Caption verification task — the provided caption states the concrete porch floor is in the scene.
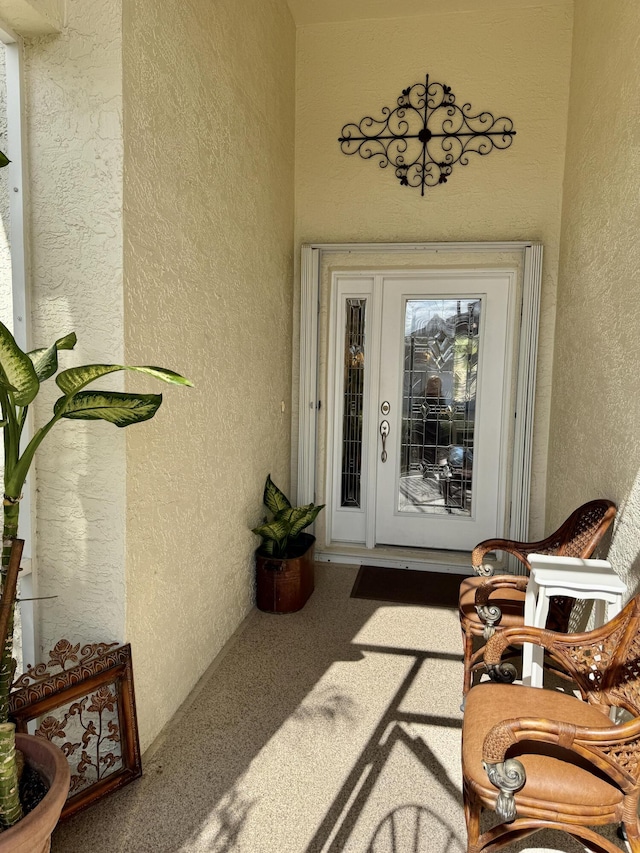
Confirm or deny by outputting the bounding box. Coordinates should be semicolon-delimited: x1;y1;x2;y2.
51;563;625;853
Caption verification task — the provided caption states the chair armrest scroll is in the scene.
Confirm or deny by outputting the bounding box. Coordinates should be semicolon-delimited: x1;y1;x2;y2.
474;575;528;640
471;540;532;577
483;715;640;793
482;758;525;822
471;523;601;577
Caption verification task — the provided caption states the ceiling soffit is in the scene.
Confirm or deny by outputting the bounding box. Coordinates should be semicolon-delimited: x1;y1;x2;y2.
286;0;572;26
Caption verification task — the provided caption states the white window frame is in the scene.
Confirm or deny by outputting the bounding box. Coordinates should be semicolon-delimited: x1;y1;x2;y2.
0;24;37;666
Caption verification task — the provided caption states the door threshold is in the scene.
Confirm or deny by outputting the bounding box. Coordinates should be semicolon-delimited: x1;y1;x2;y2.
316;543;477;575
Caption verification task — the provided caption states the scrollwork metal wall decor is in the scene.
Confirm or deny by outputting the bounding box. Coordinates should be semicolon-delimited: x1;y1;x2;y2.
338;74;516;195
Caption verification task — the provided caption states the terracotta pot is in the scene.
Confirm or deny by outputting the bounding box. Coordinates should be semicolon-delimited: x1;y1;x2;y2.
256;532;315;613
0;733;70;853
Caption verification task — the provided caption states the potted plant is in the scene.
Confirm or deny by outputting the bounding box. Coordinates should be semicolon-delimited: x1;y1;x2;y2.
251;475;324;613
0;318;191;845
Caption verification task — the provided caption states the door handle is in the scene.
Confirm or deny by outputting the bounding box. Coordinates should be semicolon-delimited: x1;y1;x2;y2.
379;420;390;463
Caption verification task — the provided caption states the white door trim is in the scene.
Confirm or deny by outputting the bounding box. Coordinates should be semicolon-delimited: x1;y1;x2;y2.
298;241;543;566
0;30;38;664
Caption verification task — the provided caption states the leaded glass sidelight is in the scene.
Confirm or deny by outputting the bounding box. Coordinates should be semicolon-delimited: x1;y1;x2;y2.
341;298;366;507
399;298;479;516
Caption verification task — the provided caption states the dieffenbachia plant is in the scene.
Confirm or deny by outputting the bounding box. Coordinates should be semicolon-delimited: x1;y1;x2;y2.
0;321;191;825
251;475;324;558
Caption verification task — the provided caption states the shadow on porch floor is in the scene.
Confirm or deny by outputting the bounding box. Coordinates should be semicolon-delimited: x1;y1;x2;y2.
51;563;625;853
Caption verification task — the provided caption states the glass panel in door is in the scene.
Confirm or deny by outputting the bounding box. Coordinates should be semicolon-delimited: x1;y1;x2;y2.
400;299;479;516
341;298;366;508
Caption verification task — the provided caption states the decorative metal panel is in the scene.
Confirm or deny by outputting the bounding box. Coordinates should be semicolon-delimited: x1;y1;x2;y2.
341;298;367;508
10;639;142;820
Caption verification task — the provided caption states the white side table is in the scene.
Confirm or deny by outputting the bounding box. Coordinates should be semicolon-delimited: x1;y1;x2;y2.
523;554;626;688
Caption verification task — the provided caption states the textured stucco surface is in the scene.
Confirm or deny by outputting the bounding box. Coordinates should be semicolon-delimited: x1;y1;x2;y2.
547;1;640;594
294;5;573;537
0;0;63;35
23;3;125;656
123;0;295;750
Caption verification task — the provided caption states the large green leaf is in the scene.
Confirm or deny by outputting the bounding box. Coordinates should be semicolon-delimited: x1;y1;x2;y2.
251;519;288;540
28;332;77;382
263;475;291;515
56;363;193;396
289;504;324;539
0;150;9;169
274;505;309;527
54;391;163;427
0;321;39;406
251;519;289;549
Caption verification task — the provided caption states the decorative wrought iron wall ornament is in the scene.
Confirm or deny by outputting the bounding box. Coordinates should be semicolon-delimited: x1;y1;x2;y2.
338;74;516;195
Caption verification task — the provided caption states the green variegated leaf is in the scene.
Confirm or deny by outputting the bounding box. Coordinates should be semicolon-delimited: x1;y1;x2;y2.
274;505;308;525
251;519;288;545
0;321;39;406
260;539;276;556
28;332;77;382
54;391;162;427
56;363;193;396
263;475;291;515
289;503;325;539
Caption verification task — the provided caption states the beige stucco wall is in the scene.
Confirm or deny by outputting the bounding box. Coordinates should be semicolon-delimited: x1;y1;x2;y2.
123;0;296;749
294;3;573;537
23;2;126;653
0;0;63;35
547;1;640;593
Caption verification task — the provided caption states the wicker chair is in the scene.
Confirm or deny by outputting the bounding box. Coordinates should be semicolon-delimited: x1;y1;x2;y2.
462;594;640;853
459;499;616;698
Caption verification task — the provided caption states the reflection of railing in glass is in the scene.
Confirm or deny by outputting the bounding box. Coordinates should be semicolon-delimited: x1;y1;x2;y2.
341;299;366;507
400;299;479;517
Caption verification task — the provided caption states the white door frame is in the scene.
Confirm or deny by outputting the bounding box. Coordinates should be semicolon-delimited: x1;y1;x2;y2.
0;27;38;663
298;241;543;569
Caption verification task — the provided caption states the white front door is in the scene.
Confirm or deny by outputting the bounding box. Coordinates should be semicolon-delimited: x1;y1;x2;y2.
374;273;512;551
328;269;515;553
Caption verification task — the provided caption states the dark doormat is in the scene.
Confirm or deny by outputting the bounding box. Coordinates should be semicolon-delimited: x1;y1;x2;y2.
351;565;467;608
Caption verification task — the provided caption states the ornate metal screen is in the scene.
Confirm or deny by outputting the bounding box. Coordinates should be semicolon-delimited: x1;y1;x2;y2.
10;640;142;819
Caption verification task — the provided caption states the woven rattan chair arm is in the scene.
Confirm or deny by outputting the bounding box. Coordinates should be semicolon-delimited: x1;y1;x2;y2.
483;626;555;668
471;540;532;576
483;602;636;694
482;714;640;790
474;575;529;609
484;601;634;664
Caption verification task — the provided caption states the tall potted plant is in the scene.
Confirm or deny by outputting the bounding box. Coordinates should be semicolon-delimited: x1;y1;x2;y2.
0;318;191;843
251;475;324;613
